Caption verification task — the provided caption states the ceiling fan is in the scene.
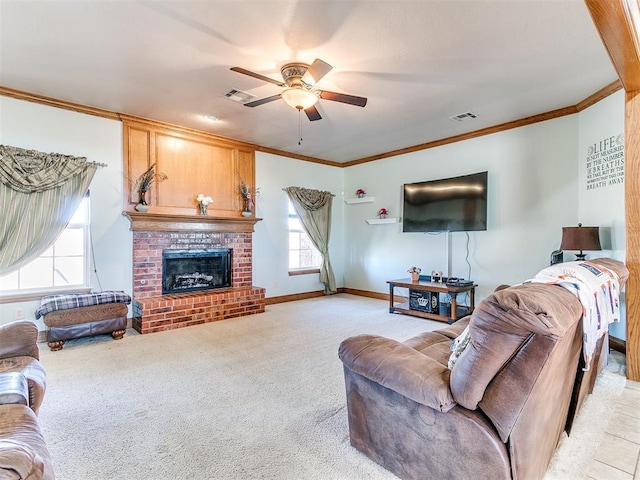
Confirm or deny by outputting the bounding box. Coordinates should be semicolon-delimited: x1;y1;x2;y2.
230;58;367;121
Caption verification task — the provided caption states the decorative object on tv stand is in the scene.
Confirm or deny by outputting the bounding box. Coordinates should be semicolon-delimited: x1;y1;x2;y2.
560;223;602;260
238;181;259;217
196;194;213;215
431;270;443;283
407;266;421;282
356;188;366;198
133;163;167;212
378;208;388;219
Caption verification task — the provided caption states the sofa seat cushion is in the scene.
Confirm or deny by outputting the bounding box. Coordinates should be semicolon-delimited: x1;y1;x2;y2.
402;332;452;366
0;404;53;480
0;358;46;415
401;317;472;368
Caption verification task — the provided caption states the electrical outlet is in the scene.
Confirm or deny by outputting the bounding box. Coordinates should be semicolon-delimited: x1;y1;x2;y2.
14;308;25;320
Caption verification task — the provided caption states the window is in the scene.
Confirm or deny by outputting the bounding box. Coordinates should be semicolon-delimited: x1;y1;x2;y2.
288;200;322;272
0;195;90;295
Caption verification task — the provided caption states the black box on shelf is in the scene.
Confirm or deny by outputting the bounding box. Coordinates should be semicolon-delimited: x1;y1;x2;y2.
409;290;439;313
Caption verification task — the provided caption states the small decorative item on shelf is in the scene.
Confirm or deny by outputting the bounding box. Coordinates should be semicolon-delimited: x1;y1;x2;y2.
196;194;213;215
408;266;421;282
238;181;259;217
356;188;366;198
378;207;388;219
133;163;167;212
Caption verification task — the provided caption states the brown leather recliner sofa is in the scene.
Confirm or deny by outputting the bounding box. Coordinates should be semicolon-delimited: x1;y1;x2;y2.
0;321;54;479
338;258;627;480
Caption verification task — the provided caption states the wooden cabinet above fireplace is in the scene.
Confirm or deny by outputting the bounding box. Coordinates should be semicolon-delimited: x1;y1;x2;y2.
123;116;256;218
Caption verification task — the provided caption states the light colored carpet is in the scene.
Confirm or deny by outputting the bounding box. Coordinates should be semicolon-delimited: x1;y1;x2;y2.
36;294;625;480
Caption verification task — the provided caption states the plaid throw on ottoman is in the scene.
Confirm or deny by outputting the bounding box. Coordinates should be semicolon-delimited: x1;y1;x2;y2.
36;291;131;351
35;291;131;319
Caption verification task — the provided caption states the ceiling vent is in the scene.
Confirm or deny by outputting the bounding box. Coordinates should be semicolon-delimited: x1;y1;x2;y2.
224;89;256;104
449;111;478;123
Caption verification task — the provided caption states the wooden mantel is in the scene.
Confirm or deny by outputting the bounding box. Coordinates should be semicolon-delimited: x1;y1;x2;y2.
123;211;262;233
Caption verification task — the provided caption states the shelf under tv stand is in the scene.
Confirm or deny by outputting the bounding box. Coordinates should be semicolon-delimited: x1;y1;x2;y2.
387;278;476;324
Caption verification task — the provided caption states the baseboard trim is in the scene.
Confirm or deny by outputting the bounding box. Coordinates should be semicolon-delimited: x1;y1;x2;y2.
266;290;329;305
609;336;626;354
340;288;388;301
266;288;389;305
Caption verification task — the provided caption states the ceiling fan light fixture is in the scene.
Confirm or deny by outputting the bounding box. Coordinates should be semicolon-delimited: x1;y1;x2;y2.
281;88;318;110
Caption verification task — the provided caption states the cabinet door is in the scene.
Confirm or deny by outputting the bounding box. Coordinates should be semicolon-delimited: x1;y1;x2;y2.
123;120;255;216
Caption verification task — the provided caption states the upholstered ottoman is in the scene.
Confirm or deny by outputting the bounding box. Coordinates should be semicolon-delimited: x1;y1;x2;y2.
35;291;131;351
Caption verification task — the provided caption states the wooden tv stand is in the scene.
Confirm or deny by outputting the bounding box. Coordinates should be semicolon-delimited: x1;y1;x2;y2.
387;278;476;324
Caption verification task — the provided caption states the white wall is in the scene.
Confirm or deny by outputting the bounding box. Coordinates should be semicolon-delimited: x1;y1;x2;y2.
253;152;344;297
577;90;626;337
0;92;625;336
343;116;580;302
0;97;131;328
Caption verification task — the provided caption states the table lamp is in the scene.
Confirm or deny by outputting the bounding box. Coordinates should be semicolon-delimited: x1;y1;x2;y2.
560;223;602;261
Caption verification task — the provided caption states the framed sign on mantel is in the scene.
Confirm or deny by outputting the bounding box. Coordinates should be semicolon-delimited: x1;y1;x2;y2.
122;117;256;218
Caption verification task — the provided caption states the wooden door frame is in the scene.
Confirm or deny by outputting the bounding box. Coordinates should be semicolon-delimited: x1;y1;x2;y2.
585;0;640;380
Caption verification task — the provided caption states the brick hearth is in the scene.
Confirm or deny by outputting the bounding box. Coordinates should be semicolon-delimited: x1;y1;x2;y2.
125;213;265;334
132;286;266;334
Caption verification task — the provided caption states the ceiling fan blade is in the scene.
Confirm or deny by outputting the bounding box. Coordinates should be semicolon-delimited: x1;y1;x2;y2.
304;105;322;121
244;94;282;107
319;90;367;107
302;58;332;85
230;67;285;87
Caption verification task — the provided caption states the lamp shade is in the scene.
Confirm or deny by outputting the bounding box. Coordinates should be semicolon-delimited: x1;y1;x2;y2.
560;224;602;252
281;88;318;110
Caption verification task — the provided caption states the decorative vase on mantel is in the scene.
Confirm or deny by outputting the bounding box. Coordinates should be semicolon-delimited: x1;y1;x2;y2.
134;190;149;212
241;199;252;217
199;203;208;215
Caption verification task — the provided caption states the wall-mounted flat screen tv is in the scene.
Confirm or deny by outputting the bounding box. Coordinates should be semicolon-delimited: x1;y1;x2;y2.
402;171;488;232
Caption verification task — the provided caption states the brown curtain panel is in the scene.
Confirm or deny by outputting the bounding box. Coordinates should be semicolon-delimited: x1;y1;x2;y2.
284;186;336;294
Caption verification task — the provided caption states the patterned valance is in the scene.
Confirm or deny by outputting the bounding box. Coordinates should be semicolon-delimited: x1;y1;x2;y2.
0;144;105;193
282;186;334;211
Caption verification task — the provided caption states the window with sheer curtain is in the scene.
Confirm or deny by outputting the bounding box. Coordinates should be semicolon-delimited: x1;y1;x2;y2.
288;199;322;271
0;195;90;294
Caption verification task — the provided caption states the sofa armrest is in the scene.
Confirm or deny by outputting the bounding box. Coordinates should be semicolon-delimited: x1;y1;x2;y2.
338;334;456;412
0;322;39;361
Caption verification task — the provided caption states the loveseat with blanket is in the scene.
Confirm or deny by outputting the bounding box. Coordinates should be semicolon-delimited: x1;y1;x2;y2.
338;258;627;480
0;320;53;479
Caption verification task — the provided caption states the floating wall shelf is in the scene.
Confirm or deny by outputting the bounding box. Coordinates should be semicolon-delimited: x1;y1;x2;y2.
345;197;375;204
366;217;399;225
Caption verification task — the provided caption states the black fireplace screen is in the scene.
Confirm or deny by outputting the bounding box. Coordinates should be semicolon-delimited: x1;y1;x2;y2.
162;249;232;294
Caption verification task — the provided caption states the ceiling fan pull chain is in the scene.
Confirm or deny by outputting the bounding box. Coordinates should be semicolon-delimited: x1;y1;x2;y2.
298;109;303;145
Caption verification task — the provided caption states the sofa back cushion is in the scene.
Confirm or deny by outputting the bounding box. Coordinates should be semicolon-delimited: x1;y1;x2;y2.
450;283;582;413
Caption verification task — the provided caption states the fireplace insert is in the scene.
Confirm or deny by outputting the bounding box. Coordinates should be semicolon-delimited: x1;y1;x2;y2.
162;249;231;294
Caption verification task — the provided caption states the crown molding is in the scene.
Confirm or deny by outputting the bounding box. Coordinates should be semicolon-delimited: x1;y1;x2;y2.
0;81;623;168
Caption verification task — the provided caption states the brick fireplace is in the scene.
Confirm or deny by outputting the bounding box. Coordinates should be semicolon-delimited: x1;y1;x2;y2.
125;212;265;334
